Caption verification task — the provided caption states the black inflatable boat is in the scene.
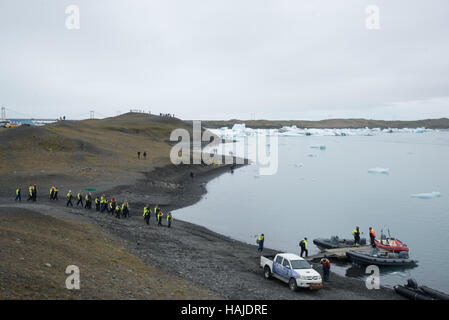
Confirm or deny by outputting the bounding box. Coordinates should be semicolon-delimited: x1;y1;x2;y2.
394;279;449;300
346;249;417;266
313;236;366;251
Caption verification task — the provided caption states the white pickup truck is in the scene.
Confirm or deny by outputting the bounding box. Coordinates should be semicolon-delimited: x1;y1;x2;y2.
260;253;323;291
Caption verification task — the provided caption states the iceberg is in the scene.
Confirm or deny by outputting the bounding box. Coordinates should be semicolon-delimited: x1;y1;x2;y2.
411;192;441;199
310;145;326;150
368;167;389;174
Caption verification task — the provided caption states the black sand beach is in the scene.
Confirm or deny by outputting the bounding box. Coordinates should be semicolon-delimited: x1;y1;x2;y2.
0;162;401;300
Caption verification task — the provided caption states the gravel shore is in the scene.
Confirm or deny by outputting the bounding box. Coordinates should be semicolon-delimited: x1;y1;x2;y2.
0;163;401;300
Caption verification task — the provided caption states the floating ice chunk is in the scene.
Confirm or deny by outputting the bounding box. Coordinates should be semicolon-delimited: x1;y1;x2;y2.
411;192;441;199
308;154;317;158
368;167;389;174
310;145;326;150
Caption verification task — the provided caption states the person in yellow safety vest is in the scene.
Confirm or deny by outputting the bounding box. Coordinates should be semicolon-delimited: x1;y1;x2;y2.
95;196;100;211
27;185;33;201
15;187;21;202
257;234;264;252
157;211;163;226
352;226;361;246
108;198;116;214
76;192;83;207
54;187;59;200
143;205;150;225
121;202;129;218
50;186;55;200
85;193;92;209
100;196;107;212
66;191;73;207
154;205;159;217
115;204;121;219
299;237;308;257
167;212;173;228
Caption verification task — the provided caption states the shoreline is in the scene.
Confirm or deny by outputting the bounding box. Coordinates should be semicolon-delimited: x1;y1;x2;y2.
0;161;401;299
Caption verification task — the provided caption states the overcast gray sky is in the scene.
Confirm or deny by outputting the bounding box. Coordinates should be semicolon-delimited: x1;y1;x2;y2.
1;0;448;120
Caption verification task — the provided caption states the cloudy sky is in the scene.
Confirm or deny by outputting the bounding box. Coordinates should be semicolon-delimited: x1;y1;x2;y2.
1;0;448;120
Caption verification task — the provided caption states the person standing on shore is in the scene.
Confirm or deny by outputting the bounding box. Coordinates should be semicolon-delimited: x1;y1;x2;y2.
15;187;21;201
257;234;264;252
352;226;361;246
167;212;173;228
137;151;141;159
320;255;331;282
369;227;376;248
100;195;107;213
157;211;163;226
54;187;59;200
299;237;308;257
66;191;73;207
154;205;159;219
143;152;147;160
50;187;55;200
143;205;150;225
85;193;92;209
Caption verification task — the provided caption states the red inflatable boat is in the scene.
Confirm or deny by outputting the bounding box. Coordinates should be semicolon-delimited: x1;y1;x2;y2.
375;238;409;252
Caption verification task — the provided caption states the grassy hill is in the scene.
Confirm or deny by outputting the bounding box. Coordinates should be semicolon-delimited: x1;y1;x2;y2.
0;113;206;189
200;118;449;129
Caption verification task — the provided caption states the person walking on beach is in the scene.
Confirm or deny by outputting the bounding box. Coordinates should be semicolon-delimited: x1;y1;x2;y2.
66;191;73;207
32;184;37;202
143;205;150;225
100;196;107;213
27;185;33;201
76;192;83;207
299;237;308;257
121;202;129;218
95;196;100;211
352;226;361;246
320;255;331;282
369;227;376;248
167;212;173;228
15;187;21;201
257;234;265;252
137;151;141;159
157;211;163;226
115;204;121;219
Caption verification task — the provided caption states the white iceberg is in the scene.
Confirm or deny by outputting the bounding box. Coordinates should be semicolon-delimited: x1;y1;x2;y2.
411;192;441;199
368;167;389;174
310;145;326;150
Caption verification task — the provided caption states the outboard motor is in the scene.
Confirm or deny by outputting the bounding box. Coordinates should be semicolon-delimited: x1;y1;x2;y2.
406;278;418;289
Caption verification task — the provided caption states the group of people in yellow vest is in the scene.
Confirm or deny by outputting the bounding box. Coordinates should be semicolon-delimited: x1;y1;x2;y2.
143;205;173;227
15;184;173;226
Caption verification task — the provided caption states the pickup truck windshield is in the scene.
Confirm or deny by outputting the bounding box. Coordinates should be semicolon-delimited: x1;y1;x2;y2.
290;260;311;269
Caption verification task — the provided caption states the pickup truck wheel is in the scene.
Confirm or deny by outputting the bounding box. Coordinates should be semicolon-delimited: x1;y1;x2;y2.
289;278;298;291
263;266;271;280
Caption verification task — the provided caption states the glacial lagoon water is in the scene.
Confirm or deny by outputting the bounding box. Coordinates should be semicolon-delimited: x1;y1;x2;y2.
174;130;449;292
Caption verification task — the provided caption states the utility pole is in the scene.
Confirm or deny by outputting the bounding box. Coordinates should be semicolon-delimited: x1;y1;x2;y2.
90;110;94;119
1;107;5;121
